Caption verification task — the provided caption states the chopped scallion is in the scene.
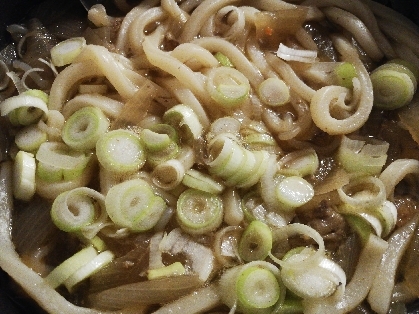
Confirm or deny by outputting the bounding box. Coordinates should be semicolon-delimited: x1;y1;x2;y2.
105;179;166;232
238;220;272;262
258;77;290;107
62;106;110;151
206;67;250;108
96;129;145;174
13;150;36;201
176;188;223;235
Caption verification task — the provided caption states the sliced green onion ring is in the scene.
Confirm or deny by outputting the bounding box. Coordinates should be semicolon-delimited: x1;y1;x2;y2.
50;37;86;67
176;188;223;235
238;220;273;262
63;250;114;292
50;187;105;233
371;62;416;110
44;246;98;289
163;104;203;142
337;176;386;210
182;168;225;194
105;178;166;232
96;129;145;174
13;150;36;201
206;66;250;108
62;106;110;151
275;176;314;210
257;77;290;107
219;261;282;313
337;135;389;176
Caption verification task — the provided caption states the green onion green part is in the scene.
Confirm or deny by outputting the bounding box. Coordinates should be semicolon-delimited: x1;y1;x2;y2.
105;179;166;232
334;62;357;89
214;52;234;67
206;67;250;108
62;106;110;151
45;246;98;289
239;220;273;262
147;262;186;280
371;61;417;110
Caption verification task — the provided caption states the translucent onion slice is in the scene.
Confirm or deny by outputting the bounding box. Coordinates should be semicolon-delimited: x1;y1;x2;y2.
88;274;204;310
159;228;214;282
276;43;317;63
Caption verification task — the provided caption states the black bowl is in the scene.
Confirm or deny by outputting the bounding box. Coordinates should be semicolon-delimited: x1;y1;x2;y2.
0;0;419;313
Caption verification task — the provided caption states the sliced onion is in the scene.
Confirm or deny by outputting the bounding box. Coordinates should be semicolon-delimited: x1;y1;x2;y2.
276;43;317;63
159;228;214;282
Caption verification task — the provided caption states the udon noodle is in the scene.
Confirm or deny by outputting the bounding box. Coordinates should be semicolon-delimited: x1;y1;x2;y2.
0;0;419;313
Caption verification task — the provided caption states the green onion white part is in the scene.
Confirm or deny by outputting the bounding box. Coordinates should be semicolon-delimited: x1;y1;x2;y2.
275;176;314;210
50;187;105;233
50;37;87;67
105;179;166;232
1;93;48;126
96;129;145;174
163;104;203;142
63;250;114;292
337;135;389;176
219;261;281;314
206;66;250;108
207;133;269;188
14;124;47;152
36;142;91;182
276;43;317;63
278;148;319;177
45;246;98;289
151;159;185;190
176;188;223;235
370;61;417;110
182;168;225;194
257;77;290;107
13;150;36;201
